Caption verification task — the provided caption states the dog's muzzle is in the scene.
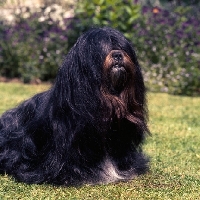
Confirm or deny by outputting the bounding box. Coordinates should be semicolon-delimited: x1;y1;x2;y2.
110;51;127;93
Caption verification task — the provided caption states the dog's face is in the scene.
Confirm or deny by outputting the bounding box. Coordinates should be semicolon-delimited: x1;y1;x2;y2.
103;50;135;95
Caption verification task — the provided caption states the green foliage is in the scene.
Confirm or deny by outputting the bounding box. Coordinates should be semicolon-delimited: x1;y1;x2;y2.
67;0;141;47
76;0;140;29
0;83;200;199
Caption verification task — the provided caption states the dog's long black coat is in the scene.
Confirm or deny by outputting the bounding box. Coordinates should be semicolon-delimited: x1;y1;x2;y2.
0;27;149;186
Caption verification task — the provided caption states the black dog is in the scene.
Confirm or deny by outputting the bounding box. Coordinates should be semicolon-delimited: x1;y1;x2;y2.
0;27;149;186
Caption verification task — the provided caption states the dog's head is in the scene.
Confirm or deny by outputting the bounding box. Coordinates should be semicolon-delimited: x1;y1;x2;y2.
54;27;148;132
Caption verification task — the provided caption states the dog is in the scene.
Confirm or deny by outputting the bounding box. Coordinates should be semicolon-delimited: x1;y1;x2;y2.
0;27;149;186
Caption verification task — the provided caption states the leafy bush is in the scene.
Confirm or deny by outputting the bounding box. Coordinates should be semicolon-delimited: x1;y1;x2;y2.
130;6;200;95
0;5;70;82
67;0;141;48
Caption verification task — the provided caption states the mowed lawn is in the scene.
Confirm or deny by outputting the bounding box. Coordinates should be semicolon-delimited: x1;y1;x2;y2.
0;82;199;200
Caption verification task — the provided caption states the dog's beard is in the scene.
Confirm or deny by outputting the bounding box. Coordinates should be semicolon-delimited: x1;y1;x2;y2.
104;50;134;95
110;62;127;94
101;50;138;124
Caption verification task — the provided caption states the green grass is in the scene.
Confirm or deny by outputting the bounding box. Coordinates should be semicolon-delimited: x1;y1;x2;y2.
0;82;199;200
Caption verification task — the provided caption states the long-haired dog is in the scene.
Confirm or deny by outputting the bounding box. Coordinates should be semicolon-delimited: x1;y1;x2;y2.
0;27;149;186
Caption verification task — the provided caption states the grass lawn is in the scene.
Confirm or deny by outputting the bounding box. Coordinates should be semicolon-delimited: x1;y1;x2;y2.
0;82;199;200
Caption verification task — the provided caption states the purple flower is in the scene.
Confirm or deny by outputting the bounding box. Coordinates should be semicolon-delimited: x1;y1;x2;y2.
142;6;150;14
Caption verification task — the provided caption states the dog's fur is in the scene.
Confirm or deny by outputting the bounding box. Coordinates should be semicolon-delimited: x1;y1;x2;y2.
0;27;149;186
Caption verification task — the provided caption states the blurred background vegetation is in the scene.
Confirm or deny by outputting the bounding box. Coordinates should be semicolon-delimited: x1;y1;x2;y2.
0;0;199;96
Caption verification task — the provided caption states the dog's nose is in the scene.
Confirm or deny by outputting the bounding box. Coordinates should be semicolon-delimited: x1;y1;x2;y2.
112;52;123;61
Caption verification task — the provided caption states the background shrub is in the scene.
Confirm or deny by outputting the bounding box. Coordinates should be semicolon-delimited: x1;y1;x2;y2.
0;5;70;82
131;6;200;95
67;0;141;49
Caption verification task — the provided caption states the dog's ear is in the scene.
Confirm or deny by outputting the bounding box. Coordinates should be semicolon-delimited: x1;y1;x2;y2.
52;33;103;122
51;28;113;121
